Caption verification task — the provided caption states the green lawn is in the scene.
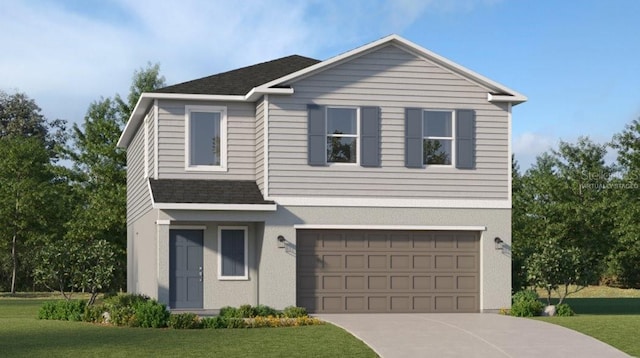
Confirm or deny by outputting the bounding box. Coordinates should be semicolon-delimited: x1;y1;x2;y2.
535;315;640;357
531;287;640;357
0;299;377;358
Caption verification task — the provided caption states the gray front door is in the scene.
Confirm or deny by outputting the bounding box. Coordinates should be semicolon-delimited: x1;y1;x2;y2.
169;229;203;309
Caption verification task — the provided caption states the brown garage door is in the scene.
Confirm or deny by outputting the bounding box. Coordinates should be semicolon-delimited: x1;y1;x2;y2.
296;230;479;313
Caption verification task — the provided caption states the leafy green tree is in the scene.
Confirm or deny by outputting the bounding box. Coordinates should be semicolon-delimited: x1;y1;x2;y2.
0;90;67;160
608;119;640;287
527;237;596;305
0;137;55;293
511;156;530;291
512;137;614;292
33;239;116;304
66;63;165;290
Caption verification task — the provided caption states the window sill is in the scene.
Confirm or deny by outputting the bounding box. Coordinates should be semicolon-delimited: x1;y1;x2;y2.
218;276;249;281
185;166;228;172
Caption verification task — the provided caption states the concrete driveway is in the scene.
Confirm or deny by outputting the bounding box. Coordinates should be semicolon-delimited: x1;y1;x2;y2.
316;314;629;358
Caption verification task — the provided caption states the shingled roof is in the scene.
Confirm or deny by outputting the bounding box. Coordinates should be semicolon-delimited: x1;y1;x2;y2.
153;55;320;95
149;179;274;205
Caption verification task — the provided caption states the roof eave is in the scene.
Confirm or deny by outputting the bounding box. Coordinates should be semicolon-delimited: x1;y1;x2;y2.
153;203;277;211
244;87;294;101
487;93;528;105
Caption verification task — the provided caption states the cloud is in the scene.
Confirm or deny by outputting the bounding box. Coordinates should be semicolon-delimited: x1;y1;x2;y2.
0;0;502;125
512;132;557;169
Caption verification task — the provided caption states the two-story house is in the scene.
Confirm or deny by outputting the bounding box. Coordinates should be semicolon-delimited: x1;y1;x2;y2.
117;34;526;313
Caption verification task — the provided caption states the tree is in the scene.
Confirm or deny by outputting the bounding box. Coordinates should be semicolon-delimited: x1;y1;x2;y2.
33;239;116;304
512;137;615;292
0;137;55;293
527;237;596;305
66;63;165;290
607;118;640;287
0;90;67;160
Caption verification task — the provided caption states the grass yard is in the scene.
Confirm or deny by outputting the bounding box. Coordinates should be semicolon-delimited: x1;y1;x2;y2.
531;286;640;357
0;298;377;358
535;315;640;357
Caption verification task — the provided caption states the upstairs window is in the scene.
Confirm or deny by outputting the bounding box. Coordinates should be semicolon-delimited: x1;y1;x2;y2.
308;105;380;167
423;110;453;165
185;105;227;171
326;107;358;163
405;108;475;169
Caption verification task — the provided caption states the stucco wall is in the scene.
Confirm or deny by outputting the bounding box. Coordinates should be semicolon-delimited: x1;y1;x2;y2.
156;206;510;311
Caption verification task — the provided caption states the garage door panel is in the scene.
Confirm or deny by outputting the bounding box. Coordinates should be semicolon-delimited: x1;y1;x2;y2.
368;255;387;269
435;255;454;269
457;255;477;270
368;296;387;311
345;275;365;289
297;230;479;313
368;276;387;289
390;234;411;248
345;255;365;269
413;255;432;269
390;255;410;269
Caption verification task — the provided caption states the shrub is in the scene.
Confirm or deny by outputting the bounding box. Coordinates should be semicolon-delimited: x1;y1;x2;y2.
238;304;257;318
135;300;169;328
169;313;201;329
219;306;240;318
201;316;228;329
282;306;307;318
38;300;87;321
225;317;246;329
555;303;575;317
510;290;544;317
255;304;278;317
83;304;107;323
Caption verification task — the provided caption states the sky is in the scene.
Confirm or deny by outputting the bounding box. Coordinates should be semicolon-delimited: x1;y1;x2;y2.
1;0;639;168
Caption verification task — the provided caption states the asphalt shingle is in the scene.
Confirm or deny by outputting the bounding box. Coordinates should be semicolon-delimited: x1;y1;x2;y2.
149;179;273;205
153;55;320;95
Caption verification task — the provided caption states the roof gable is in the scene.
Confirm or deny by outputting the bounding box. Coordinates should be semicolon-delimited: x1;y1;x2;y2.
255;34;526;103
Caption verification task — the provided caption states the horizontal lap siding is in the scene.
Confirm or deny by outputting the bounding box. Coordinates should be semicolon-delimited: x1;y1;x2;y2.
268;44;509;200
157;99;256;180
127;119;152;222
146;111;155;178
256;99;265;193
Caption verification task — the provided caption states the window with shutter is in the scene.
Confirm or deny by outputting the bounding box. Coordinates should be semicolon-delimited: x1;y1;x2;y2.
405;108;475;169
308;105;381;167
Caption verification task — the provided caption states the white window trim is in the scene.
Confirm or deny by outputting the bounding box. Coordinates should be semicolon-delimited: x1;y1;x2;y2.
184;105;228;172
217;226;249;280
423;109;455;168
326;106;360;166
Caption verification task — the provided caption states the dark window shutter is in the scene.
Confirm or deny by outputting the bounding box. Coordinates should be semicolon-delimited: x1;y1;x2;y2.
456;109;475;169
307;104;326;166
221;230;245;276
405;108;423;168
360;106;381;167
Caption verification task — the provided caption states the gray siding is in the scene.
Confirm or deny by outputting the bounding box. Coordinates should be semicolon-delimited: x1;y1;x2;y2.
157;99;256;180
255;98;265;193
146;110;155;178
126;117;153;223
267;44;510;200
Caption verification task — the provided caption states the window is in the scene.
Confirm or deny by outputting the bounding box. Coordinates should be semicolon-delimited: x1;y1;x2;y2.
405;108;475;169
326;107;358;163
218;227;248;280
423;110;453;165
308;105;380;167
185;105;227;171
